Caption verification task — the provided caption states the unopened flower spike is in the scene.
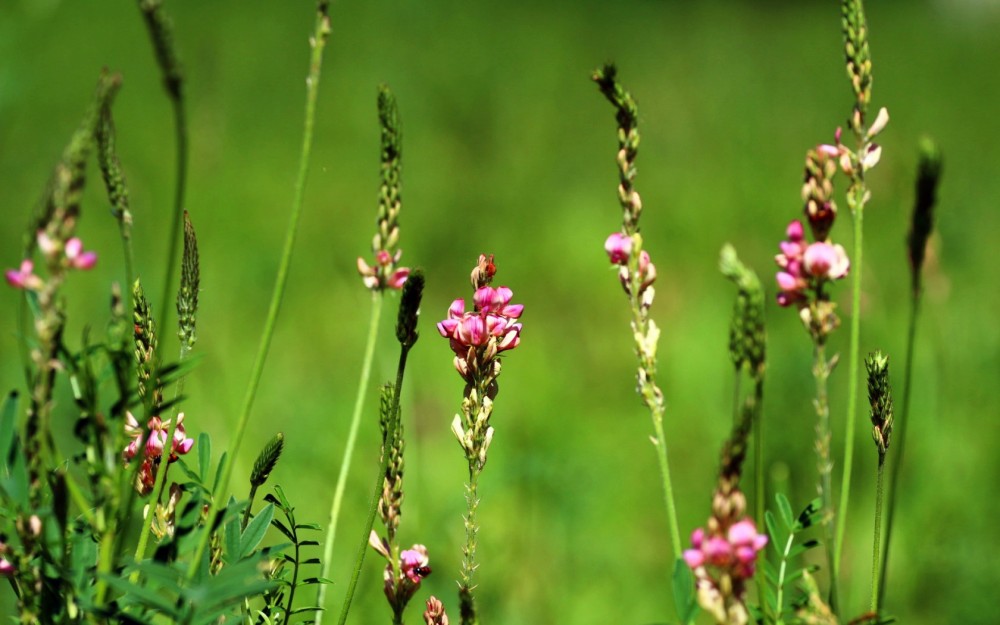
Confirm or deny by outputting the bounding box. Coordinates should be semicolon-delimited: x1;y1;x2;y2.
358;84;410;291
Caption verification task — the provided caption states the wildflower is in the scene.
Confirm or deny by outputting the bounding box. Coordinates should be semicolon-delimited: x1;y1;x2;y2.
4;260;43;290
122;411;195;495
369;532;432;611
774;220;849;308
358;250;410;291
685;517;768;625
437;280;523;382
604;232;632;264
64;237;97;270
0;558;12;577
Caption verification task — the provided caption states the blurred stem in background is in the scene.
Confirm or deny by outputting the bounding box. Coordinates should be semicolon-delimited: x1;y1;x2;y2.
185;0;331;580
879;138;941;607
135;0;188;336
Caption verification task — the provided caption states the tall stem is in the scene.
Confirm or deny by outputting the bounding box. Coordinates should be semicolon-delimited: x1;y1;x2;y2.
870;454;886;614
315;291;383;623
813;341;838;612
878;290;919;605
835;189;864;584
185;1;331;579
459;466;482;625
157;94;188;333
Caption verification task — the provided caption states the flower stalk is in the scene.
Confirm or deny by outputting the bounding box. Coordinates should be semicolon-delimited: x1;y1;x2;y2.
865;351;893;615
593;63;681;559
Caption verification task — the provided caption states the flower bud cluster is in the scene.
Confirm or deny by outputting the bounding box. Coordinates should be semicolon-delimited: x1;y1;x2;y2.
775;220;850;308
684;517;768;625
423;596;450;625
122;411;195;495
604;232;657;303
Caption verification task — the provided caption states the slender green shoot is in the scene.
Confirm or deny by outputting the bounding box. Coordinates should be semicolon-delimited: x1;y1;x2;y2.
185;0;331;580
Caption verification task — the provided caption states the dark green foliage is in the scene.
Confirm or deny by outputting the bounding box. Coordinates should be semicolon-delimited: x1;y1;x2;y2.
258;485;330;624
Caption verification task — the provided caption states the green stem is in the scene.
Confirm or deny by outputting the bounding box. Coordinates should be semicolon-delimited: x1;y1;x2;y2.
337;341;410;625
752;376;766;618
651;405;682;557
878;290;919;606
870;454;885;614
812;341;838;613
156;63;188;339
315;291;383;624
459;465;481;625
835;187;865;588
185;2;331;580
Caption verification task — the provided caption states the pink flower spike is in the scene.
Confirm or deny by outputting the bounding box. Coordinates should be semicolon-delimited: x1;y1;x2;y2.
690;528;705;548
804;242;850;280
5;260;43;290
604;232;632;265
727;519;759;546
776;271;799;292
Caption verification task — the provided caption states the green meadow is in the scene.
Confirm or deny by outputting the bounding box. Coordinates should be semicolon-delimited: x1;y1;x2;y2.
1;0;998;622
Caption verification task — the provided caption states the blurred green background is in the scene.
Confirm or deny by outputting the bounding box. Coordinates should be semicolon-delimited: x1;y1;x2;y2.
2;0;999;622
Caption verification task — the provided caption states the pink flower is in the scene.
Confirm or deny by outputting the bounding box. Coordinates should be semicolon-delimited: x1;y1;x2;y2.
684;518;767;581
357;250;409;291
122;412;195;464
803;242;850;280
5;260;42;290
65;238;97;270
604;232;633;265
400;544;431;584
0;558;13;577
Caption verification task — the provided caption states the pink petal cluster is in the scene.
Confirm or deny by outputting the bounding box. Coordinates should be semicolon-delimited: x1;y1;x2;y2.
774;220;849;307
437;284;523;380
358;249;410;291
5;260;43;290
604;232;656;295
122;412;195;494
683;518;768;580
5;234;97;291
400;545;432;584
0;540;13;578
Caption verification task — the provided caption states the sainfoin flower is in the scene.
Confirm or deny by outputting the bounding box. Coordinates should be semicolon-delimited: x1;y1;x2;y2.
684;519;768;580
4;260;43;290
437;282;523;381
369;531;432;609
604;232;633;264
122;411;195;494
358;249;410;291
774;219;849;307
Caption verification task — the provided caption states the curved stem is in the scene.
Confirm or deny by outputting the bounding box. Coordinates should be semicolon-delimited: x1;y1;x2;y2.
651;406;681;557
186;2;331;579
458;466;481;625
315;291;383;624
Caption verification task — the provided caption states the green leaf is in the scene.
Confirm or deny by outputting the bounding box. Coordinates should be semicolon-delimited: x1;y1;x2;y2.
776;493;794;529
225;501;241;563
797;498;823;529
672;557;698;625
240;503;275;557
0;391;18;462
198;432;211;482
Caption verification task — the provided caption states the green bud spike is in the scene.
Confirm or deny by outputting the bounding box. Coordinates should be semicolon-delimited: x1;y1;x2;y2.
132;279;158;405
865;351;893;456
720;244;766;376
907;137;942;294
375;84;402;256
177;210;200;353
250;432;284;488
842;0;873;122
396;270;424;349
